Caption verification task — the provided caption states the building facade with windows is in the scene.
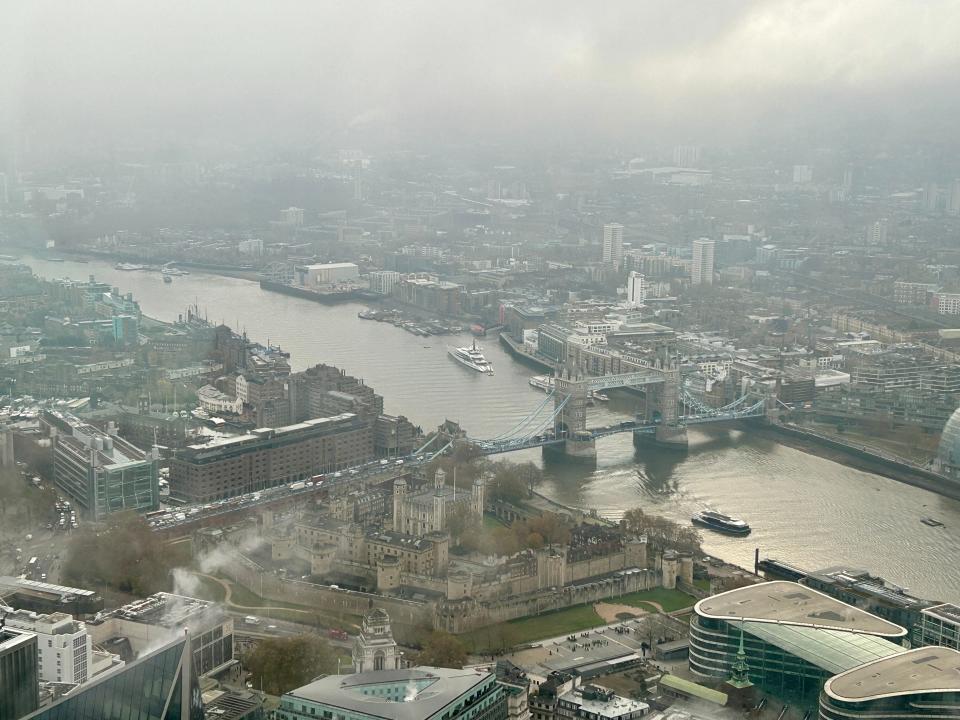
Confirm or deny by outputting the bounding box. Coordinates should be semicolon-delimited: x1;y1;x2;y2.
3;610;93;685
40;410;159;520
689;581;908;709
22;633;204;720
0;627;39;720
915;603;960;650
169;413;373;503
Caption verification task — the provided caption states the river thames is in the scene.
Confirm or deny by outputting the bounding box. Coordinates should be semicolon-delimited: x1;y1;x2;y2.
12;254;960;601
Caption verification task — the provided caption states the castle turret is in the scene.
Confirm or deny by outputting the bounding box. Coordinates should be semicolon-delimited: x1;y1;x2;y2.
433;468;446;532
472;474;485;517
392;476;407;533
662;550;679;589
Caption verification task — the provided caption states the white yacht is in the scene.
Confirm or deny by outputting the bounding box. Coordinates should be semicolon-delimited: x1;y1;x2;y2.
448;341;494;374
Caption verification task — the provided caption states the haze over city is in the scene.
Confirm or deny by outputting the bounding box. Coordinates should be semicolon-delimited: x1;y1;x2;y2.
1;4;960;720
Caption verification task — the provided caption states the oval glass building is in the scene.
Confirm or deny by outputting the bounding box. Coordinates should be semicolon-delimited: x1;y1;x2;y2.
937;407;960;479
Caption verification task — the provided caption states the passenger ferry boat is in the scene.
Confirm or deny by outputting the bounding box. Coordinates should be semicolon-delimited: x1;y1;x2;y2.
448;341;494;374
692;510;751;536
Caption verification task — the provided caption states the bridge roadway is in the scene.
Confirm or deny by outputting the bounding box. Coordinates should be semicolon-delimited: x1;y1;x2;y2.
152;395;767;534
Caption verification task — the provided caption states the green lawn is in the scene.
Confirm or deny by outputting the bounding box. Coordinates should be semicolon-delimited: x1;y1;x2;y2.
483;514;508;530
694;578;711;592
616;588;697;613
190;574;227;603
462;604;605;652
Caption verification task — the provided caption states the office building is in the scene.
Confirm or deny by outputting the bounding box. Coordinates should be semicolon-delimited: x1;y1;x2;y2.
274;666;507;720
3;610;93;685
0;627;39;720
892;281;938;305
87;592;233;678
280;206;305;226
40;411;159;521
626;271;646;308
672;145;701;168
793;165;813;183
21;633;204;720
237;238;264;256
531;672;647;720
369;270;401;296
689;581;907;708
820;647;960;720
168;413;373;503
801;566;933;631
602;224;624;269
865;218;889;246
915;603;960;650
691;239;715;286
948;179;960;217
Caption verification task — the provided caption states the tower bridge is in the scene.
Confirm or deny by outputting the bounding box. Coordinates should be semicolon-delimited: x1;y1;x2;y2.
466;361;772;459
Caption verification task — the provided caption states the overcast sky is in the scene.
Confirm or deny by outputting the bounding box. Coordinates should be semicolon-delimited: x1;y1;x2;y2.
3;0;960;154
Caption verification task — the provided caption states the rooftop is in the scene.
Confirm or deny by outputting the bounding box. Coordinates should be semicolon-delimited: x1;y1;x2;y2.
695;581;907;637
922;603;960;625
824;647;960;702
286;667;492;720
560;685;648;720
98;592;225;629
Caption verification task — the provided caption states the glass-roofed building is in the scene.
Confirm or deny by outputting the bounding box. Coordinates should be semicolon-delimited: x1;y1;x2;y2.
690;581;908;708
935;407;960;479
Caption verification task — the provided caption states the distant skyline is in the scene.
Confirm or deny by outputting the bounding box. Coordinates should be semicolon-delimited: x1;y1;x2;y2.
3;1;960;154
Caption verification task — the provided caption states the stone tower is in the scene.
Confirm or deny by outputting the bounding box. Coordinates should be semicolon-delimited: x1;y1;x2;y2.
392;476;407;533
471;474;485;516
433;467;446;533
352;608;400;673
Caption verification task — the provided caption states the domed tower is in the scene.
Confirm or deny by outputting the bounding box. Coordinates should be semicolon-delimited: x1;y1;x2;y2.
392;476;407;533
352;608;400;673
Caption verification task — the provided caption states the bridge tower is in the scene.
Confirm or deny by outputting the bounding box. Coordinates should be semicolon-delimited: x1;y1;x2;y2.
653;367;688;448
551;369;596;459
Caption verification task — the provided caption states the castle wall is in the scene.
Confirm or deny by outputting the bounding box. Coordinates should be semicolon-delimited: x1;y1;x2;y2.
436;567;658;633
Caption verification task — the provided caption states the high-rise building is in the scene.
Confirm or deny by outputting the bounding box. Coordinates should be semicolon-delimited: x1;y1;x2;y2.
21;633;205;720
4;610;93;685
672;145;701;168
865;218;889;245
691;238;715;286
626;271;646;308
948;179;960;217
0;626;39;720
602;223;624;269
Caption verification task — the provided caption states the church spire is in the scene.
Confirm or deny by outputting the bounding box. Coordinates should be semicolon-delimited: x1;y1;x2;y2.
728;618;753;689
